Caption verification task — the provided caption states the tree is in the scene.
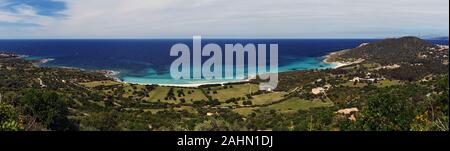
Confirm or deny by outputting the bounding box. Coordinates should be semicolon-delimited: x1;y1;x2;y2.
20;89;77;131
0;103;21;131
293;108;334;131
243;100;253;106
356;92;416;131
209;99;221;106
180;98;186;103
82;111;120;131
194;118;246;131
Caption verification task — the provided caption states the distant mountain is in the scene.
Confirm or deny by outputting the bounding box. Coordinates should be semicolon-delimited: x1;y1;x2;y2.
338;36;448;65
334;36;449;81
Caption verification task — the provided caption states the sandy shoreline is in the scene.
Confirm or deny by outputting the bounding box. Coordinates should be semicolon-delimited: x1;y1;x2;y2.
322;45;366;69
38;55;347;88
32;58;55;66
119;75;256;88
13;50;357;88
322;50;351;69
145;74;257;87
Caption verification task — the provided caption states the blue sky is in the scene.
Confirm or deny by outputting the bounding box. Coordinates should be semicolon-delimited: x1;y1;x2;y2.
0;0;449;39
2;0;66;16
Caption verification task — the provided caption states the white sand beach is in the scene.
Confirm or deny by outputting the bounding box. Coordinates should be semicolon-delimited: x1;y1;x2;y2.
322;49;365;69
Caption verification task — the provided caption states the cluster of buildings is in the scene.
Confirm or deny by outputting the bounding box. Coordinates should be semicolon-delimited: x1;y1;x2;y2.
349;72;386;83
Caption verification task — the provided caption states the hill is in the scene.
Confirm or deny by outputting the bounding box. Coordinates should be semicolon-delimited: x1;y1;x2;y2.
338;36;448;65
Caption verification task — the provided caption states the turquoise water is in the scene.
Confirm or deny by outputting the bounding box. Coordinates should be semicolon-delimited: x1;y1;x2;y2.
277;56;334;71
121;56;335;86
3;39;446;86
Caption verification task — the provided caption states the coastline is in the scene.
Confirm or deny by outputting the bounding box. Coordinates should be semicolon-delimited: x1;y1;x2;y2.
322;44;368;69
322;49;351;69
31;58;55;66
20;56;254;87
121;75;257;88
136;78;253;88
7;49;353;88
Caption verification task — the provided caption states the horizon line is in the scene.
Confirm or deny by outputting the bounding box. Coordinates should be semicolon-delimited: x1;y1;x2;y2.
1;36;448;40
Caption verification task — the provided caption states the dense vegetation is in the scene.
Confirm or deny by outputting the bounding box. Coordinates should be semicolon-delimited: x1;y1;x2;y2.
336;37;449;81
1;37;448;131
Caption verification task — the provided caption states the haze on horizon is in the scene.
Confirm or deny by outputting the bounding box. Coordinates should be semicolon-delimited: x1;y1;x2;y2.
0;0;449;39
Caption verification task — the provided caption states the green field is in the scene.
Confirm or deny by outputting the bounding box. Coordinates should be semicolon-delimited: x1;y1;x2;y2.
205;83;260;102
80;80;147;98
79;80;122;87
146;86;168;101
146;86;208;103
143;108;166;114
234;97;334;115
233;107;258;116
262;97;334;113
375;80;402;87
173;106;198;114
340;81;367;88
249;92;288;106
340;79;402;88
125;106;197;114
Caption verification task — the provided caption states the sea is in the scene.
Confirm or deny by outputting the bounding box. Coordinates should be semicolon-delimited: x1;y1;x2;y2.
1;39;448;86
